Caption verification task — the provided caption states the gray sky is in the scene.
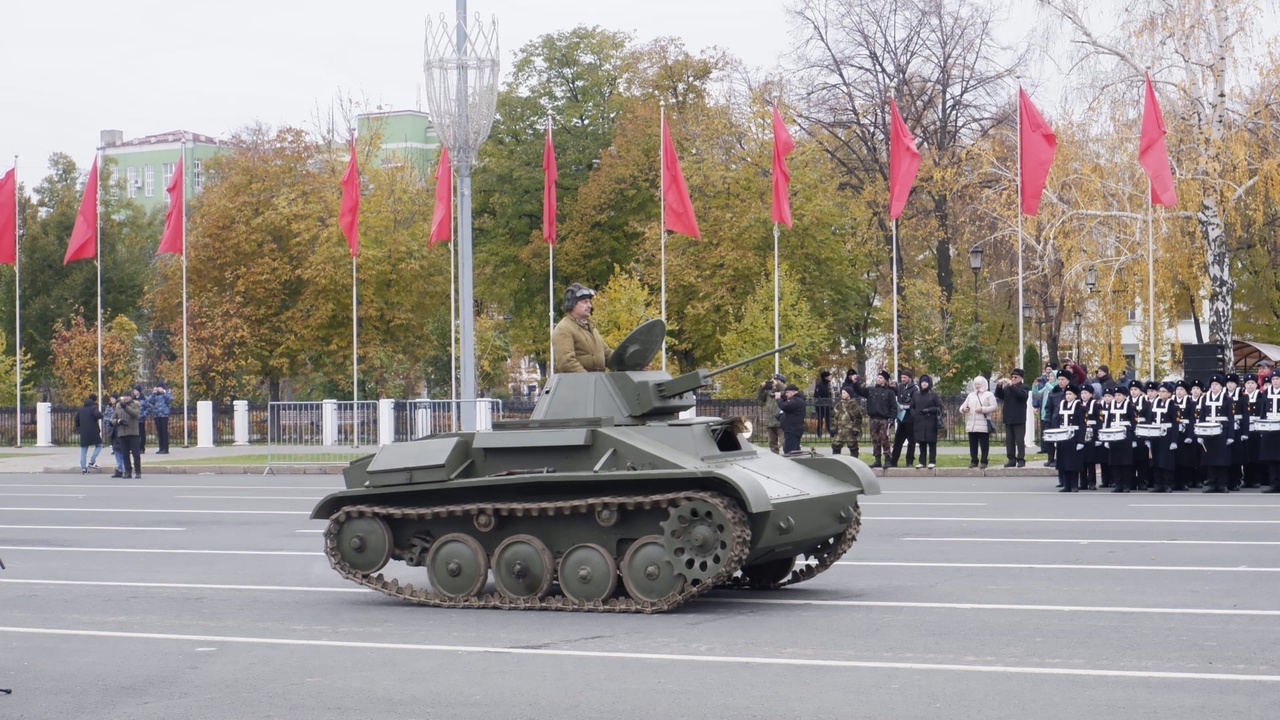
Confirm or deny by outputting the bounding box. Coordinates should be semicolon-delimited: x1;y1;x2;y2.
1;0;1037;184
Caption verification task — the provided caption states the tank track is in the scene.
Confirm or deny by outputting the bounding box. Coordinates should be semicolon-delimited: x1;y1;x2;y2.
322;491;751;614
730;500;861;590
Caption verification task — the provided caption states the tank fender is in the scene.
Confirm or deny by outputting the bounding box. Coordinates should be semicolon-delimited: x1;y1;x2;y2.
788;455;881;495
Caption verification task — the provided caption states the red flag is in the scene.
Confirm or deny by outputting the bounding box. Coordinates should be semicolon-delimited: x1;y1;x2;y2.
157;156;185;255
1139;72;1178;208
661;116;701;238
888;100;921;219
543;125;557;244
339;139;360;257
771;103;796;229
0;168;15;265
1018;88;1057;216
64;157;98;265
429;146;452;246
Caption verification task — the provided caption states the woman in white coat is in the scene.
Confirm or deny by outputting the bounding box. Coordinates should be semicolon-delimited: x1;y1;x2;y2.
960;375;999;468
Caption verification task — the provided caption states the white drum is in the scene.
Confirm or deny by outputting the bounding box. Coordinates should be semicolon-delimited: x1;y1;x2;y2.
1043;427;1075;443
1135;424;1167;438
1194;422;1224;437
1252;419;1280;432
1097;427;1128;442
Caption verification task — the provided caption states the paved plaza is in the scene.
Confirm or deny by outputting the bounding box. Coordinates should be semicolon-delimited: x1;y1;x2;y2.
1;470;1276;719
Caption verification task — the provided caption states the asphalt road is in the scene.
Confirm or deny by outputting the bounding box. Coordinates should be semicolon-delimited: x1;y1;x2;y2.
1;473;1277;719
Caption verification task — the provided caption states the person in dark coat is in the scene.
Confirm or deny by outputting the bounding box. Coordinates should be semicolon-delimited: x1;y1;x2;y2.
1078;384;1101;489
73;394;103;474
910;374;943;468
890;371;919;468
1257;372;1280;492
777;384;807;454
1198;374;1236;493
1042;373;1069;467
115;390;142;479
852;370;898;468
1144;382;1178;492
1172;381;1201;489
149;382;174;454
994;368;1029;468
812;370;834;438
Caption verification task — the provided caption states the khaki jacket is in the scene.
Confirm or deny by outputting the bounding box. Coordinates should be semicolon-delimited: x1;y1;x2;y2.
552;316;611;373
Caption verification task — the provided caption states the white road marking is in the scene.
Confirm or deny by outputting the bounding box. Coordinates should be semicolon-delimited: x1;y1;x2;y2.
903;537;1280;546
175;495;319;500
0;493;85;498
883;491;1068;495
295;530;323;533
862;502;987;506
0;507;307;515
0;484;334;490
872;516;1280;524
0;525;185;531
1127;504;1280;508
834;561;1280;572
0;546;319;556
4;579;1278;618
0;625;1275;682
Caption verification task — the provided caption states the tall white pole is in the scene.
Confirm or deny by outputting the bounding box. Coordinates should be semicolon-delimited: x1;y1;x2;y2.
449;169;458;422
892;218;899;378
12;155;20;446
352;253;359;446
1016;89;1025;370
773;222;780;375
181;142;189;447
95;149;103;404
547;115;556;381
659;101;667;372
1148;182;1156;380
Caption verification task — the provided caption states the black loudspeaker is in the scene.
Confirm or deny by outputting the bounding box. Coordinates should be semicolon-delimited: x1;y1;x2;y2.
1182;343;1227;383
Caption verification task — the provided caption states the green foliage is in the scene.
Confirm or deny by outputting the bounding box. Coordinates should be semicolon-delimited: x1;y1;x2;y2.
0;329;35;405
711;266;826;396
48;314;139;404
592;264;662;352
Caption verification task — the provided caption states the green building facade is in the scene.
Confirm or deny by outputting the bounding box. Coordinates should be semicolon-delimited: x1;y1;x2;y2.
100;129;226;215
356;109;441;180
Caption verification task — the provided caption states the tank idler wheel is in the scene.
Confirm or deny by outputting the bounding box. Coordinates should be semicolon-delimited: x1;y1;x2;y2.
558;543;618;604
660;498;736;584
333;515;392;574
741;557;797;588
491;534;554;600
621;535;684;603
426;533;490;599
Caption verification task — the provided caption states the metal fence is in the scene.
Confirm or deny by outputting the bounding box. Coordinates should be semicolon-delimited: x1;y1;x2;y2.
389;399;508;442
266;400;379;467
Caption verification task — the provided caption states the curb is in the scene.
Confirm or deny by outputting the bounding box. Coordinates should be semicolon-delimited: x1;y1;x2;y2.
42;465;345;476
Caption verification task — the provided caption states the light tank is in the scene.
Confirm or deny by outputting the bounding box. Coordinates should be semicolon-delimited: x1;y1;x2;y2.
312;319;880;613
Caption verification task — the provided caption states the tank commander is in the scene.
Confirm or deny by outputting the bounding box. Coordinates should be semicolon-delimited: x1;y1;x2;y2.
552;282;612;373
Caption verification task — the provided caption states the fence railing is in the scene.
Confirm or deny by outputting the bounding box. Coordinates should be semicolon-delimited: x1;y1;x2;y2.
265;400;379;467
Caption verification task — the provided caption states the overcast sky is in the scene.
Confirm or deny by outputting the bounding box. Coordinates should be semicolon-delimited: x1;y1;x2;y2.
1;0;1038;184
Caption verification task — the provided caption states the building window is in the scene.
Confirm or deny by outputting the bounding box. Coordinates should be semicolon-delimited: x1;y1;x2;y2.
193;159;203;192
126;166;138;199
144;165;155;197
162;162;175;205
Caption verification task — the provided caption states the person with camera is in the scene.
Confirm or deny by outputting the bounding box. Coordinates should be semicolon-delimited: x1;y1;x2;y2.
756;373;788;453
994;368;1030;468
776;383;807;454
851;370;897;468
889;371;919;468
150;382;174;453
113;389;142;479
909;374;943;468
74;394;104;474
552;282;611;373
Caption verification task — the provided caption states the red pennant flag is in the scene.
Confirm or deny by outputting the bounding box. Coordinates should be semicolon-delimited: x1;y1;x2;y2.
1139;72;1178;208
771;103;796;229
0;168;15;265
888;100;921;219
661;116;701;239
339;139;360;257
1018;88;1057;216
157;156;185;255
429;147;452;246
64;157;98;265
543;125;557;244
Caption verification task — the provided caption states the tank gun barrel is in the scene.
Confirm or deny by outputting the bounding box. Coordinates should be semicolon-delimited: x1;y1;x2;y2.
656;342;796;399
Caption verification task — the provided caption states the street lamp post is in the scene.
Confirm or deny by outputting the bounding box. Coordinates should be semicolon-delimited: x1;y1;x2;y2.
1023;303;1033;364
1086;264;1098;294
1044;301;1057;364
969;244;984;324
1074;310;1083;360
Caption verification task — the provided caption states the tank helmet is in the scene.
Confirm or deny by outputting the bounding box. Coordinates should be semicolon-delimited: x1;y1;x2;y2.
561;283;597;313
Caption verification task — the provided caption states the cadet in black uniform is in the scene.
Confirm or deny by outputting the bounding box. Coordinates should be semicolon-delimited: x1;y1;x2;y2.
1198;374;1236;493
1258;373;1280;492
1054;384;1086;492
1147;382;1179;492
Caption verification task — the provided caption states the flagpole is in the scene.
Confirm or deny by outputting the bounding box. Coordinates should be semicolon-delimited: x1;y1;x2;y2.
12;155;21;446
181;142;190;448
1016;88;1025;370
659;101;667;372
95;149;103;404
547;115;555;381
449;168;458;423
1148;181;1156;380
352;253;359;446
773;222;780;376
892;218;899;378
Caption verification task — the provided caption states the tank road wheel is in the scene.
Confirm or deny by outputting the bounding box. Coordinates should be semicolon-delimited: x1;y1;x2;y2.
426;533;490;599
740;557;797;589
491;534;554;600
557;543;618;604
621;535;684;603
660;497;740;585
332;515;392;574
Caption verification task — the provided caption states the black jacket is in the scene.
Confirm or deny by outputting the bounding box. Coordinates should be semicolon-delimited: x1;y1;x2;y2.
74;402;103;446
896;382;919;422
994;380;1029;425
1043;384;1068;427
853;381;898;420
777;392;807;435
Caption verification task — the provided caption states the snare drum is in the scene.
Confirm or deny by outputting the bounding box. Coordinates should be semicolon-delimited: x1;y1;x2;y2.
1043;427;1075;443
1098;427;1128;442
1252;418;1280;432
1135;423;1167;438
1194;422;1224;437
